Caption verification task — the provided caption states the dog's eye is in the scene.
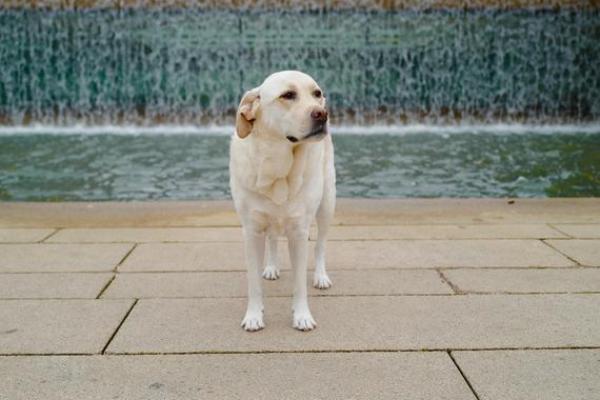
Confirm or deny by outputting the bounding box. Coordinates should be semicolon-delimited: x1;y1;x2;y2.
313;90;322;98
280;91;297;100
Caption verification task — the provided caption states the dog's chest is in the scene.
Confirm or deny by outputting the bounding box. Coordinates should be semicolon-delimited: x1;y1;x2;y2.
266;218;287;236
250;207;308;237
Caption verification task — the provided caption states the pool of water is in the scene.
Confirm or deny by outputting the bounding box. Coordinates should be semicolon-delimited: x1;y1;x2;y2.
1;128;598;200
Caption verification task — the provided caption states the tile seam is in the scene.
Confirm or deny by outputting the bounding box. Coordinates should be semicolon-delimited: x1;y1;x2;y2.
546;223;574;239
36;237;573;243
1;265;598;275
38;228;62;243
100;299;138;355
447;351;482;400
3;290;600;301
2;346;600;358
96;275;116;299
97;346;600;356
540;239;583;266
113;243;138;272
436;269;462;294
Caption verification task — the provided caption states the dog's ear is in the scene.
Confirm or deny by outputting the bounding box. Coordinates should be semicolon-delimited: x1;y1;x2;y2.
236;87;260;139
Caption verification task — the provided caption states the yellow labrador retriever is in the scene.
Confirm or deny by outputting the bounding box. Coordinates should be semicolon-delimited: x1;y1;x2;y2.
230;70;335;331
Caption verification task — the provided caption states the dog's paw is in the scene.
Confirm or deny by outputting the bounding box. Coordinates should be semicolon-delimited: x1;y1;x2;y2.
293;311;317;331
241;311;265;332
313;273;332;290
262;265;280;280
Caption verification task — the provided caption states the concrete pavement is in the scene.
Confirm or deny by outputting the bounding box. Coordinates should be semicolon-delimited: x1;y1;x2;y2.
0;199;599;399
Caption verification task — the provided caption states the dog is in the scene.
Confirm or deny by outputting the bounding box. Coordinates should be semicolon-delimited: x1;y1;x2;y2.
229;70;336;331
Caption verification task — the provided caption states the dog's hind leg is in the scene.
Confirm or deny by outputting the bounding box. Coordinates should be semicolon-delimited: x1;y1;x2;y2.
262;234;280;280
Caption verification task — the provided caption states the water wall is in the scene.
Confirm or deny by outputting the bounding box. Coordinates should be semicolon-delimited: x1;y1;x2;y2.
1;2;599;126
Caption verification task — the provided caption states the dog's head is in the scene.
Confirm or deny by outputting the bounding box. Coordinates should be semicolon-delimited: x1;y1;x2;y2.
236;70;328;143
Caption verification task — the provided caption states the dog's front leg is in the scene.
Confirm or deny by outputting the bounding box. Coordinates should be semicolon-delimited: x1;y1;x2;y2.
241;227;266;331
287;225;316;331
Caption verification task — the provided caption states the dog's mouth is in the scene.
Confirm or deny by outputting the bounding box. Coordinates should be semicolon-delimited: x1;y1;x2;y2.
306;125;327;139
286;125;328;143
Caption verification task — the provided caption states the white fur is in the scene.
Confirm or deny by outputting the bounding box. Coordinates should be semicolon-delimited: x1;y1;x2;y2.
230;70;336;332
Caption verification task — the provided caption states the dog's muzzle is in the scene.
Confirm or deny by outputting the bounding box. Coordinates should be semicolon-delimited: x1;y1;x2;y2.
304;124;328;139
287;123;328;143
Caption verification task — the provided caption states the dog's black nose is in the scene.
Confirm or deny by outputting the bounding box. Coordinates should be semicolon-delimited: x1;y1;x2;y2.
310;109;328;122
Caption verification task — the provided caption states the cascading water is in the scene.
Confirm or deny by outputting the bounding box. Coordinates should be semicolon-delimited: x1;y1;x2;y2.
1;7;599;126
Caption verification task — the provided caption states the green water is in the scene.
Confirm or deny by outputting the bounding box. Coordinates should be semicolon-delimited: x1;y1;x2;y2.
1;132;598;200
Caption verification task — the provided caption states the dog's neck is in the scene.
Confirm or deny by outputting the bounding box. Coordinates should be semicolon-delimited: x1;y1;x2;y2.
249;132;309;205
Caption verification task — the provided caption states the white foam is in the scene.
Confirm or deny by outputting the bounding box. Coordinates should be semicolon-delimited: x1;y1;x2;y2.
0;124;232;135
0;123;599;136
332;123;600;135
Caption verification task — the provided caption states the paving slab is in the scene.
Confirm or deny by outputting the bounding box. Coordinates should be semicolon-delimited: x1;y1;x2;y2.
316;224;566;240
552;224;600;238
0;243;133;273
48;228;244;243
0;352;475;400
545;239;600;266
2;199;600;228
0;201;239;228
329;198;600;225
120;240;572;272
0;299;133;354
442;268;600;293
0;228;55;243
453;350;600;400
102;270;452;298
443;268;600;294
325;240;573;269
120;242;249;272
0;273;113;299
107;295;600;353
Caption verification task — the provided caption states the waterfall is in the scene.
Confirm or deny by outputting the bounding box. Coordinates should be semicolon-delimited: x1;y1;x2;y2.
1;7;599;126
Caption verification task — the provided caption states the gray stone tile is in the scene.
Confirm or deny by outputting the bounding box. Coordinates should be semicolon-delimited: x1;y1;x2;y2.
3;199;600;228
552;224;600;238
443;268;600;294
0;244;134;272
0;228;55;243
120;240;573;272
119;243;249;272
0;273;113;299
317;224;566;240
0;352;475;400
454;350;600;400
546;240;600;266
328;199;600;225
0;200;239;228
102;270;452;298
326;240;573;269
107;294;600;353
48;228;243;243
0;299;133;354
